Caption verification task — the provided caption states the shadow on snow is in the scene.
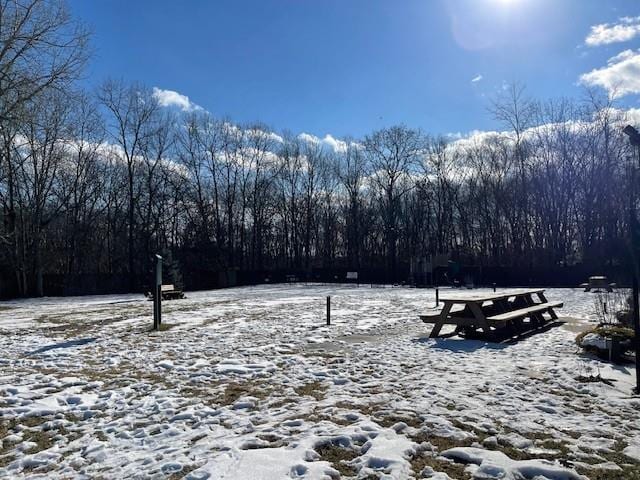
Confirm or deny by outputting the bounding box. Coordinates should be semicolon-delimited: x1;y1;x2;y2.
27;337;97;355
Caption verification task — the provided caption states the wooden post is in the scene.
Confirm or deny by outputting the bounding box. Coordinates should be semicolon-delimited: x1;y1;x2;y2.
628;153;640;393
326;296;331;325
154;254;162;331
633;275;639;393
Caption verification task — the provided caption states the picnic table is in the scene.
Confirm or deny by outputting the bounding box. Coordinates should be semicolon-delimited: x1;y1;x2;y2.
145;284;185;301
580;276;615;293
420;289;563;339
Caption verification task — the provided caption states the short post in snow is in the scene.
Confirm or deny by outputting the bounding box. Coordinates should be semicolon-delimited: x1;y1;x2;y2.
326;296;331;326
493;283;496;292
435;287;439;307
154;254;162;330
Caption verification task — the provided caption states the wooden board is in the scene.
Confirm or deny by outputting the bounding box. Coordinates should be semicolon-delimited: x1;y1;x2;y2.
439;289;544;304
486;301;563;322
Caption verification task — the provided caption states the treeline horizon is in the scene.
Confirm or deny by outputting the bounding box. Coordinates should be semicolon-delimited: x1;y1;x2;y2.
0;0;636;298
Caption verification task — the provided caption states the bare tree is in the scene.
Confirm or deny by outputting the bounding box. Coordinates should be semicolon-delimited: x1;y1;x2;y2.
98;80;160;288
0;0;89;123
364;126;424;280
337;140;367;269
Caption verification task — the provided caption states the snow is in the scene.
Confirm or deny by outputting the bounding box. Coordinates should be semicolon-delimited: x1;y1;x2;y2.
442;447;588;479
579;332;608;350
0;285;637;479
623;438;640;462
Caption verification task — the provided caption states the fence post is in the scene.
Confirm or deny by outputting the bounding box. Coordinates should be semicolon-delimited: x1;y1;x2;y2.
154;254;162;330
493;283;496;292
435;287;439;307
326;296;331;326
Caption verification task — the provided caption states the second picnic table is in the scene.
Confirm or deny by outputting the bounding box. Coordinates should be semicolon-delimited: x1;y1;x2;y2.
421;288;563;339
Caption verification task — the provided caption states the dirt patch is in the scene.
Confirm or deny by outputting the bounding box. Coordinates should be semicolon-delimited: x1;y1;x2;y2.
576;374;616;386
150;323;176;332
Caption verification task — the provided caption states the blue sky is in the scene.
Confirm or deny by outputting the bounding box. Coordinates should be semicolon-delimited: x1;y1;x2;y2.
69;0;640;138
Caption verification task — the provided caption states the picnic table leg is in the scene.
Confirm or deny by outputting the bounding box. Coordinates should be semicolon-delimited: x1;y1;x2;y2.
524;293;547;326
536;291;559;320
493;298;509;313
429;302;452;338
468;302;492;336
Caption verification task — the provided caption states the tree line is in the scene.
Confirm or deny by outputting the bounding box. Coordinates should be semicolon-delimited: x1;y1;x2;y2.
0;0;635;297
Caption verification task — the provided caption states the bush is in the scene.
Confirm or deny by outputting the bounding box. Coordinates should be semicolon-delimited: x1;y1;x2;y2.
594;289;631;325
576;325;634;362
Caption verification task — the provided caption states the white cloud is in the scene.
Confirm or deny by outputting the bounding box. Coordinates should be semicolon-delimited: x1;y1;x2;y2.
586;16;640;46
320;134;348;153
446;107;639;160
245;128;284;144
471;74;483;83
298;133;349;153
152;87;203;112
626;107;640;126
579;49;640;98
298;132;320;145
267;132;284;144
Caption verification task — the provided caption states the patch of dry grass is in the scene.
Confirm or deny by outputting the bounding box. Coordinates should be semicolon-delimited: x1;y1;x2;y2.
410;452;469;479
412;429;474;452
294;381;327;400
315;442;359;477
375;412;423;429
167;463;201;479
1;415;61;460
216;381;272;405
268;397;298;409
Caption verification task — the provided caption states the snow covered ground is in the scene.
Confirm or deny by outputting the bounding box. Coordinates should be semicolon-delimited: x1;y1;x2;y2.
0;285;639;479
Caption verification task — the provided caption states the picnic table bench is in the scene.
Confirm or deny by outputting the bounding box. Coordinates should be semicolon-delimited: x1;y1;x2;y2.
580;276;615;293
420;289;563;339
145;284;185;301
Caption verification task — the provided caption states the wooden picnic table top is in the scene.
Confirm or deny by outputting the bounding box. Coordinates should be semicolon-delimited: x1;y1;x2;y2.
438;288;545;304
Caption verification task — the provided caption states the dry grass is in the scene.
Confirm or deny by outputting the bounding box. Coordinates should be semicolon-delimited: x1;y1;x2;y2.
294;381;327;400
410;452;469;479
577;464;640;480
412;429;474;452
375;412;423;429
217;381;272;405
1;415;59;460
315;442;359;477
575;440;640;479
167;463;201;479
268;397;298;409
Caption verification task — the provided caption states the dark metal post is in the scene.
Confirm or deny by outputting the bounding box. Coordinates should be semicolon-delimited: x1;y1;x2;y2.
631;164;640;393
326;296;331;326
154;254;162;330
493;283;496;292
435;287;439;307
153;289;158;329
622;126;640;393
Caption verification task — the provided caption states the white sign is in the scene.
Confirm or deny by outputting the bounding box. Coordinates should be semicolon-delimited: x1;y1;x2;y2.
346;271;358;280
